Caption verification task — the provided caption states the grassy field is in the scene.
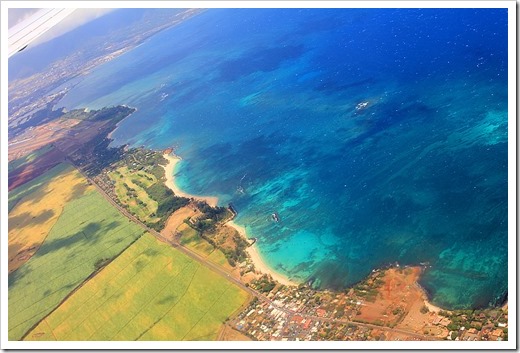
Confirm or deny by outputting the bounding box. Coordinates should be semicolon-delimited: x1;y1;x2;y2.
8;164;94;273
8;188;144;340
25;234;250;341
108;166;160;223
178;224;234;271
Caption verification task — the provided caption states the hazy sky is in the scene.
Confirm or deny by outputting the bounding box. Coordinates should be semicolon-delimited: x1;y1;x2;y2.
8;8;40;28
8;8;114;47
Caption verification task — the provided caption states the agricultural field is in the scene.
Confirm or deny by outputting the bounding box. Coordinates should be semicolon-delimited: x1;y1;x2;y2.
25;234;251;341
8;163;68;213
8;145;54;173
8;146;66;192
108;166;160;224
8;163;94;273
8;187;144;340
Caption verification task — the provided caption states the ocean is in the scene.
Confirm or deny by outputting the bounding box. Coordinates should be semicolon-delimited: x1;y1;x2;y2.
57;8;508;309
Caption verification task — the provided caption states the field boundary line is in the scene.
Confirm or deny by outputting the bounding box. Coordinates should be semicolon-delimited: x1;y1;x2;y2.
9;224;144;309
105;259;197;341
133;261;200;341
47;235;153;333
19;231;145;341
180;283;234;341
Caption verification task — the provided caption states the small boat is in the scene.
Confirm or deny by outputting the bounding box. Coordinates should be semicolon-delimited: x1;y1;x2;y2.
271;212;280;222
355;101;369;110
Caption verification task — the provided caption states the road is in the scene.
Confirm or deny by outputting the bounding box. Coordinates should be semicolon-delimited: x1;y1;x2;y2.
71;160;440;341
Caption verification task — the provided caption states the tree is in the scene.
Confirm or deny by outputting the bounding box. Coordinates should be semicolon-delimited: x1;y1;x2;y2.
420;305;429;314
447;323;459;331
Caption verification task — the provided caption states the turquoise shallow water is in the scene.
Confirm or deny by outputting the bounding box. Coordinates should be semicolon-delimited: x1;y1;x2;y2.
57;8;508;309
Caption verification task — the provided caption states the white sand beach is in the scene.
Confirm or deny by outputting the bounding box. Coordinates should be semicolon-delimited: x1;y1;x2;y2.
226;220;298;287
162;153;218;207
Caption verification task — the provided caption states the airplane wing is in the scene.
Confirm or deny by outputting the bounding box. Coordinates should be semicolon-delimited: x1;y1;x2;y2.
8;8;76;58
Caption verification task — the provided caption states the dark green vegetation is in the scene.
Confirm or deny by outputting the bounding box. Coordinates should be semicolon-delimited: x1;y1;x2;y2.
74;134;126;177
221;234;250;267
8;182;144;340
97;148;190;230
146;182;189;229
249;274;277;293
186;201;249;267
62;106;136;122
65;106;135;177
190;201;231;233
351;270;385;303
440;308;508;340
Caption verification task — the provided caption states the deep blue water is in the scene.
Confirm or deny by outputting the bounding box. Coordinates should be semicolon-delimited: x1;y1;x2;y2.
57;8;508;309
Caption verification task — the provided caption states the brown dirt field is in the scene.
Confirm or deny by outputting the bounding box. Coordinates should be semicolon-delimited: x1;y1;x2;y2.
398;295;450;339
355;267;425;327
160;205;199;242
8;148;65;191
8;166;94;272
383;330;424;341
218;324;252;341
215;225;239;250
353;266;449;339
241;272;258;284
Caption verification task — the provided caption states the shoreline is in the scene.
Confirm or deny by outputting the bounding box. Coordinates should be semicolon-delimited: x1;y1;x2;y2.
107;105;137;141
162;152;297;286
225;220;299;287
414;279;443;314
162;153;218;207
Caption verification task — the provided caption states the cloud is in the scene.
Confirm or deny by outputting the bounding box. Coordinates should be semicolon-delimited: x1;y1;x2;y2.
30;8;115;47
8;8;40;28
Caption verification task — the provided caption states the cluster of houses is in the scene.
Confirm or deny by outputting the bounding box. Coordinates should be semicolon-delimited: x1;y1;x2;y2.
231;268;508;342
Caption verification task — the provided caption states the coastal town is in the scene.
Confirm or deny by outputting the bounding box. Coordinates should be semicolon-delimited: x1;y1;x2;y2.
230;269;508;341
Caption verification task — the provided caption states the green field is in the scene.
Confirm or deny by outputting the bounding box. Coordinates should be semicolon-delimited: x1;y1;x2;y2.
109;166;160;223
25;234;250;341
8;188;144;340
